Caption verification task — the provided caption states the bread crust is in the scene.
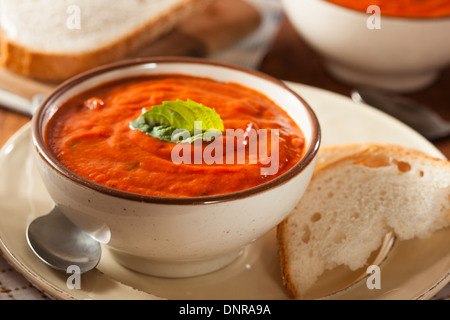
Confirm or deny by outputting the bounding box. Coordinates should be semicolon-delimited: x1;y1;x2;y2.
277;219;298;299
0;0;212;82
315;143;445;171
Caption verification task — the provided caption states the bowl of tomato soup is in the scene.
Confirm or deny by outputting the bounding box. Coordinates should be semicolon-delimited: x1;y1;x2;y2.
282;0;450;92
32;58;321;278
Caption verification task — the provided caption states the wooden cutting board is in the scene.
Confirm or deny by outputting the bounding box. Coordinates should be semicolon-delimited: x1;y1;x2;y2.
0;0;261;99
135;0;262;57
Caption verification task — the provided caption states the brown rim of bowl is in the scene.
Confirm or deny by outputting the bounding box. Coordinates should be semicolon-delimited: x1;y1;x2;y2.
32;57;321;205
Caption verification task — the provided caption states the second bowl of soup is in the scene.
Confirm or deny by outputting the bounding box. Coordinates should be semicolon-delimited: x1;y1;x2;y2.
282;0;450;92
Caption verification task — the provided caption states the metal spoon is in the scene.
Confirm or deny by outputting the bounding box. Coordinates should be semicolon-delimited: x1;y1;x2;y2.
26;206;101;274
0;88;46;116
351;87;450;141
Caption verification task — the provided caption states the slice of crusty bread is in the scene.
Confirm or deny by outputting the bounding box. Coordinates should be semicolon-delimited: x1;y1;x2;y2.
277;143;450;299
314;143;375;173
0;0;212;82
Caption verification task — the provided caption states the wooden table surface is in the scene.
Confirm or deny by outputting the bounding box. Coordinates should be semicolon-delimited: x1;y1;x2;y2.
1;18;449;158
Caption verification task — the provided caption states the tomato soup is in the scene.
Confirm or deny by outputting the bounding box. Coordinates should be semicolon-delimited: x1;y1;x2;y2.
325;0;450;18
45;75;305;198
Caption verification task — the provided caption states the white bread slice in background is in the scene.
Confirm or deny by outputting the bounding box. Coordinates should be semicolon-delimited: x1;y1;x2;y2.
277;144;450;299
0;0;212;82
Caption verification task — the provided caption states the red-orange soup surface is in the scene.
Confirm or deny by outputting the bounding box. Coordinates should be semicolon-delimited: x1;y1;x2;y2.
325;0;450;18
45;75;306;197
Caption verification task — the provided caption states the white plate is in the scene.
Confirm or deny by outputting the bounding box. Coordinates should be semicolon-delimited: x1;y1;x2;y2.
0;82;448;300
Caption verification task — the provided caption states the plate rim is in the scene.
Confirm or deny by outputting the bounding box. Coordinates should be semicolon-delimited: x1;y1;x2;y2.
0;122;79;300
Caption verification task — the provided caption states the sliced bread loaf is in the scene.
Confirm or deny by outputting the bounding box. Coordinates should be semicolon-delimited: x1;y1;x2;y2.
0;0;212;81
277;144;450;298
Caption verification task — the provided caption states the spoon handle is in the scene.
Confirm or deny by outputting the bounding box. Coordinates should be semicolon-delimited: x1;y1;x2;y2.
0;90;46;117
352;88;450;141
0;89;33;116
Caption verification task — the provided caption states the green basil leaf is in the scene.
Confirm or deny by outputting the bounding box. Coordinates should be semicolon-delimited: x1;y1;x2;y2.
148;126;179;143
130;100;224;144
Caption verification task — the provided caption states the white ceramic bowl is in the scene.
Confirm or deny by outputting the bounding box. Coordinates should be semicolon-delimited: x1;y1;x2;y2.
32;58;321;278
282;0;450;92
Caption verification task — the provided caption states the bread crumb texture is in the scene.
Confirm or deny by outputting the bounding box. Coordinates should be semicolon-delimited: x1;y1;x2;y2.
278;143;450;298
